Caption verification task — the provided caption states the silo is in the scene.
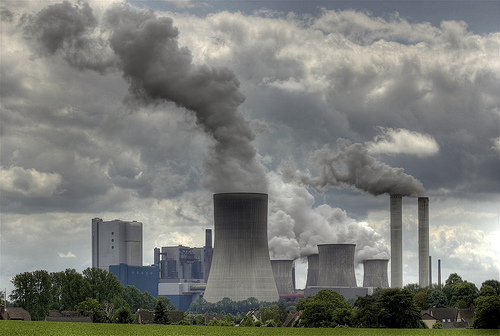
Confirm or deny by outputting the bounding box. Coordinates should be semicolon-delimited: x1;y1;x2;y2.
317;244;357;287
306;254;319;287
271;260;295;295
418;197;430;287
363;259;389;288
203;193;279;302
390;194;403;288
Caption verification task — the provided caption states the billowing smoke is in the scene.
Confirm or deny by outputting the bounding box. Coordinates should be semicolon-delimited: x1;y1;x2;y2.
281;138;426;197
23;2;267;193
268;172;390;263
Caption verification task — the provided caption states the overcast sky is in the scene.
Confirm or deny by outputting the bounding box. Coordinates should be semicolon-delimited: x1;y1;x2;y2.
1;0;499;296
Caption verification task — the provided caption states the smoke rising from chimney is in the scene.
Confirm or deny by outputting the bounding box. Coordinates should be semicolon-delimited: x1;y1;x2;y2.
24;2;268;193
281;138;426;197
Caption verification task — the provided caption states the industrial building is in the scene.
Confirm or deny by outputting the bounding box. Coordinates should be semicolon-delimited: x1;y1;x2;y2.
109;263;159;296
92;218;143;271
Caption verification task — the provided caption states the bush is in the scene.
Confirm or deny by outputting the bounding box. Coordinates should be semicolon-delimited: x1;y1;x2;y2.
432;321;444;329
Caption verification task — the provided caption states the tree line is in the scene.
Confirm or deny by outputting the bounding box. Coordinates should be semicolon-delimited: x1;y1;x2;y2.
9;267;173;322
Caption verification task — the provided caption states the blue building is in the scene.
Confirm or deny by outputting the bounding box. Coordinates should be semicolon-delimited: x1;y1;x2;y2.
109;263;159;297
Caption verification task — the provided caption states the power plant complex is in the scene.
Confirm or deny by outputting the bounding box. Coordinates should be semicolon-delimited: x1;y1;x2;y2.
92;193;435;310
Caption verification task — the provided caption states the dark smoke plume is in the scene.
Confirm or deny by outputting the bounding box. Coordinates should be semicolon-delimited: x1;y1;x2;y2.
23;2;268;193
281;138;425;197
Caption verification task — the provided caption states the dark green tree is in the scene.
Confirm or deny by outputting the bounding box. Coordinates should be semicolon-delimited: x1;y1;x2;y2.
121;286;156;312
473;295;500;329
75;298;106;323
428;290;447;308
10;270;54;320
82;267;122;304
353;295;379;328
481;280;500;296
376;288;425;328
414;291;429;310
259;304;281;326
114;306;134;324
51;269;90;310
153;298;170;324
448;281;479;308
296;289;353;328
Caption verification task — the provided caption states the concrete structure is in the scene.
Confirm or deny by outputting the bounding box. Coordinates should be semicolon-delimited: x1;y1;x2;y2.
203;193;279;302
271;260;296;295
390;194;403;288
92;218;142;271
317;244;357;287
156;245;206;281
362;259;389;288
429;255;432;286
204;229;213;283
418;197;430;287
109;263;159;296
305;254;319;288
158;282;205;311
438;259;442;288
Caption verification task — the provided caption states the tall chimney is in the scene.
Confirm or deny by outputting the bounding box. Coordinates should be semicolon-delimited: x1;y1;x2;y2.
317;244;357;287
306;254;319;288
363;259;389;288
271;260;296;295
429;255;432;286
203;193;279;302
204;229;213;283
390;194;403;288
418;197;430;287
438;259;442;289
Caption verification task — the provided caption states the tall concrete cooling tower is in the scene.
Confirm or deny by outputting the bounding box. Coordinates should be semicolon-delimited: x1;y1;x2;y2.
271;260;295;295
418;197;430;287
363;259;389;288
317;244;357;287
390;194;403;288
306;253;319;288
203;193;279;303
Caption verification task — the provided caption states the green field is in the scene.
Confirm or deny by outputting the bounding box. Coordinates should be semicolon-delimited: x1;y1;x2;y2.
1;321;499;336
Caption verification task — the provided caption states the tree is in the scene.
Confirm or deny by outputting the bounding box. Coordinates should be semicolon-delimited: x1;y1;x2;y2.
448;281;479;308
473;295;500;329
259;304;281;326
353;295;379;328
428;290;447;308
82;267;122;304
75;298;105;323
114;306;134;324
121;286;156;312
414;291;429;311
51;269;90;310
296;289;353;328
376;288;425;328
153;298;170;324
10;270;54;321
481;280;500;296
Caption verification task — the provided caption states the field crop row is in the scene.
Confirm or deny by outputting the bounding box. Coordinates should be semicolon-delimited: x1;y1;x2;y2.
1;321;499;336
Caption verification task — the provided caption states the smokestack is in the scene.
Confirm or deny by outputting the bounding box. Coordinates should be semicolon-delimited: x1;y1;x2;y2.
203;193;279;302
306;254;319;288
429;255;432;286
271;260;296;295
154;247;160;265
317;244;357;287
418;197;429;287
390;194;403;288
363;259;389;288
204;229;213;284
438;259;442;289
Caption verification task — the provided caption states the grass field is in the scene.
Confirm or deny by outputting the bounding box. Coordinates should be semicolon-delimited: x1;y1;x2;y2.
1;321;499;336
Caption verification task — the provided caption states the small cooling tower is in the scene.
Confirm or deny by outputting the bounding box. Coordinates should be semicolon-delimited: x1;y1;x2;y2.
271;260;295;295
363;259;389;288
317;244;357;287
306;253;319;288
203;193;279;302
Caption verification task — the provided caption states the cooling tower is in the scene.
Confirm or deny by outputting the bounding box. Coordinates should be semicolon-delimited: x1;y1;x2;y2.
271;260;295;295
363;259;389;288
418;197;429;287
306;254;319;288
317;244;357;287
203;193;279;303
390;194;403;288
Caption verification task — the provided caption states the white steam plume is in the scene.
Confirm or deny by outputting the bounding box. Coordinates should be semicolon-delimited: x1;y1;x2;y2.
281;138;426;197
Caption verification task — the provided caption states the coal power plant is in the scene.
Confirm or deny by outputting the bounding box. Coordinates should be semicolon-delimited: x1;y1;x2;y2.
317;244;357;287
203;193;279;303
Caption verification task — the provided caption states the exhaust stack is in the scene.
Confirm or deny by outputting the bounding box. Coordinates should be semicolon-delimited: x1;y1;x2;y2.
390;194;403;288
203;193;279;302
418;197;430;287
317;244;357;287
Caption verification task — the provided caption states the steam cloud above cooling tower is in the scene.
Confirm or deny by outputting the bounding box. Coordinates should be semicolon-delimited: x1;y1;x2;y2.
281;138;426;197
23;2;268;193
